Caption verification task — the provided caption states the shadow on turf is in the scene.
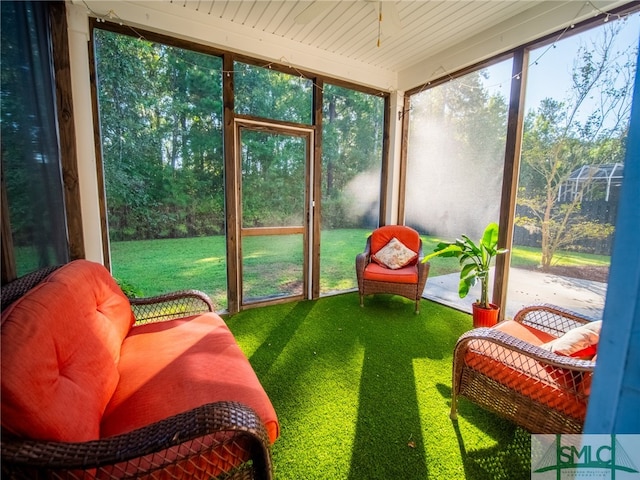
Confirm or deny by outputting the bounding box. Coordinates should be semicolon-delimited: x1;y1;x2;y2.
348;295;433;479
233;293;528;479
437;383;532;480
247;300;315;379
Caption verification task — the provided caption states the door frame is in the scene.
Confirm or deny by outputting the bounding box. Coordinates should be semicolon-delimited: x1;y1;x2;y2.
233;117;315;309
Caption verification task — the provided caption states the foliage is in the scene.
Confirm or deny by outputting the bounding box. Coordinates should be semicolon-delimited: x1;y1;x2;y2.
115;278;143;298
322;84;385;228
95;29;385;243
422;222;508;308
234;62;313;123
404;68;509;238
95;29;226;241
516;22;636;268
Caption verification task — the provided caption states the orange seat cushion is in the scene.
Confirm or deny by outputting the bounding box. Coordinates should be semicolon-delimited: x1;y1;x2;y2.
363;262;418;284
370;225;421;263
493;320;556;345
101;313;279;444
1;260;134;442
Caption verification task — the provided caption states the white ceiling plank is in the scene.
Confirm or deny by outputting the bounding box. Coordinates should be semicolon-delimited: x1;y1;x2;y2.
299;3;353;45
246;1;274;29
86;0;398;89
261;2;296;33
398;1;632;90
236;1;261;27
307;3;359;51
82;0;635;91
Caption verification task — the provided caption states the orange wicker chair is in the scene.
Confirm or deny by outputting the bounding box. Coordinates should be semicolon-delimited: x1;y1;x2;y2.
450;304;598;433
355;225;430;313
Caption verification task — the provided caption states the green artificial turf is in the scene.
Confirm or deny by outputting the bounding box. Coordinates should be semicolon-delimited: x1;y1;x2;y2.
225;293;532;480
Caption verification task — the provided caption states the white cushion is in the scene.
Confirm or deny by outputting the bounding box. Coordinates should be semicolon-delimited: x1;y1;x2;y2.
372;237;418;270
541;320;601;358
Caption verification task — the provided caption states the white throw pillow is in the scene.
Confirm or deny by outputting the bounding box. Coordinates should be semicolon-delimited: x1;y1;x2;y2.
372;237;418;270
541;320;601;358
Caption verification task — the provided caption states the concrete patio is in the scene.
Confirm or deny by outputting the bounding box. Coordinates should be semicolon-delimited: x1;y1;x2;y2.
423;267;606;320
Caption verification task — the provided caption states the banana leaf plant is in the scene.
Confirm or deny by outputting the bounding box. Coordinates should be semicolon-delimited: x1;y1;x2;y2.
422;222;508;309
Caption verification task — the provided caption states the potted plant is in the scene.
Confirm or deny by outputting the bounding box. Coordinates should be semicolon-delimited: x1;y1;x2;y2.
422;222;508;327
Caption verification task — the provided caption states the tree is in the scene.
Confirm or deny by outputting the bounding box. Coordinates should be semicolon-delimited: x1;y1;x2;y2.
404;69;509;239
95;29;225;240
321;85;385;228
516;22;635;268
94;28;386;238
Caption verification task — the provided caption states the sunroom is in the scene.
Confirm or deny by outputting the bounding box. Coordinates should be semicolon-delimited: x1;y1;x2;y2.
2;1;639;479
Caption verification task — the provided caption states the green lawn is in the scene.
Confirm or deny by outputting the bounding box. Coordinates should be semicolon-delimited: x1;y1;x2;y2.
509;244;610;269
109;229;610;308
421;235;610;277
111;236;228;305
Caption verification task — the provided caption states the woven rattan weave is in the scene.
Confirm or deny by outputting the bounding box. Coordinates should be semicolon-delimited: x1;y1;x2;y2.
451;304;597;434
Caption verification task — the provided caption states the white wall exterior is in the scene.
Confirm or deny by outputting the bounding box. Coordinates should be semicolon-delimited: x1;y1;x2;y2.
67;4;104;263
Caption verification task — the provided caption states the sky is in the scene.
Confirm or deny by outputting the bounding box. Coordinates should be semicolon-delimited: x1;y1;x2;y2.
482;11;640;119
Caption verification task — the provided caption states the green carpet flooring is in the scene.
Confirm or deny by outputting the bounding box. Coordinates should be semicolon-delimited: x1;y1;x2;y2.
225;293;531;480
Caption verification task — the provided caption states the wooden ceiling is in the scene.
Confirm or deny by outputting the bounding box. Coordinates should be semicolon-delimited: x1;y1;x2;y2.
163;1;629;74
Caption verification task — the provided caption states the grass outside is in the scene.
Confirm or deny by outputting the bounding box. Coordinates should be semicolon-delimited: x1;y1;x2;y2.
109;229;610;307
225;293;533;480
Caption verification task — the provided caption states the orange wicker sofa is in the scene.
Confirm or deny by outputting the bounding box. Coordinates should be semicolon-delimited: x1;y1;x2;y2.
1;260;278;479
355;225;430;313
451;304;598;433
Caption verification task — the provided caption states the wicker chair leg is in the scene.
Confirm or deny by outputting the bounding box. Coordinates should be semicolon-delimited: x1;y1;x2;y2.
360;294;364;307
450;391;458;420
414;300;420;314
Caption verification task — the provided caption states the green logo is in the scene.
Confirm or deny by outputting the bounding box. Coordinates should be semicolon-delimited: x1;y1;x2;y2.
532;435;640;479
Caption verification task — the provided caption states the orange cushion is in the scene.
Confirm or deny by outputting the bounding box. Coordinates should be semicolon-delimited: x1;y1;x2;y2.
493;320;556;346
370;226;420;260
101;313;279;444
1;260;134;442
363;262;418;284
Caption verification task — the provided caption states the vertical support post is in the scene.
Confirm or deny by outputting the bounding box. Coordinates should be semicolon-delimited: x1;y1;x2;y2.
493;48;528;320
396;93;411;225
311;78;323;299
379;94;391;226
51;1;85;262
223;54;239;314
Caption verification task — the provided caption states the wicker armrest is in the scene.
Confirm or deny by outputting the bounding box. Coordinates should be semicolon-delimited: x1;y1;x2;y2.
512;304;594;337
130;289;214;324
1;401;272;480
355;236;372;282
454;327;596;374
416;242;430;274
355;252;369;272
